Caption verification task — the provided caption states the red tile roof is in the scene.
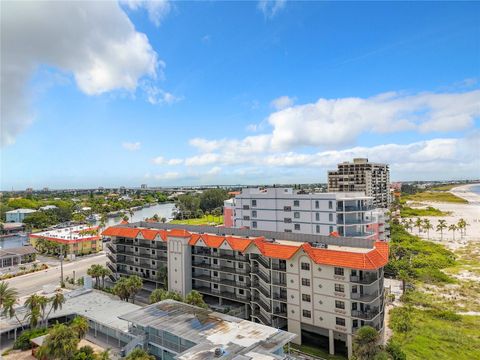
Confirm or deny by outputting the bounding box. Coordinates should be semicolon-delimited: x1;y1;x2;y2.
101;226;388;269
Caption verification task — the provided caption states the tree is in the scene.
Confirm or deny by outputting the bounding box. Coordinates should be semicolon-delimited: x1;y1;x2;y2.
353;326;380;360
175;194;201;219
199;189;228;212
156;265;168;289
125;348;155;360
448;224;458;241
152;214;160;222
127;275;143;303
73;345;96;360
113;277;131;302
457;218;468;237
423;219;433;240
407;218;414;233
386;339;406;360
71;315;89;339
414;218;423;234
97;349;111;360
87;264;104;288
24;294;47;328
36;323;80;360
0;281;18;309
122;215;129;222
397;270;410;295
99;267;112;288
184;290;208;308
436;219;447;241
44;290;66;327
23;211;53;229
149;289;182;303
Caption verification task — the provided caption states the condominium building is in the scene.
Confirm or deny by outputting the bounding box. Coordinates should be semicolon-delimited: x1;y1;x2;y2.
30;225;102;256
103;222;388;358
328;158;391;208
225;187;379;240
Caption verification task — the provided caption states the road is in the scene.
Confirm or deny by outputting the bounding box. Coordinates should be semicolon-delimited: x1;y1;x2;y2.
5;253;107;297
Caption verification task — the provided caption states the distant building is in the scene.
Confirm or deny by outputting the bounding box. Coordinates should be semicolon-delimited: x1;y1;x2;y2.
30;225;102;256
226;187;379;240
5;208;36;223
141;184;148;189
39;205;58;211
25;188;33;193
42;187;49;192
0;222;25;235
223;198;235;228
0;246;36;268
328;158;391;208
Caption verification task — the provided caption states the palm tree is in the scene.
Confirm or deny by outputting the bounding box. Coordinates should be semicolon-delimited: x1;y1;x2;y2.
152;214;160;222
125;348;155;360
113;277;131;301
87;264;103;288
423;219;433;240
397;269;411;295
436;219;447;241
407;218;414;232
184;290;208;308
448;224;458;241
0;281;18;309
156;265;168;289
414;217;423;234
150;288;167;304
122;215;129;222
24;294;45;328
457;218;469;237
99;267;112;288
127;275;143;304
36;323;80;360
2;298;25;329
44;290;66;327
71;315;89;339
97;349;111;360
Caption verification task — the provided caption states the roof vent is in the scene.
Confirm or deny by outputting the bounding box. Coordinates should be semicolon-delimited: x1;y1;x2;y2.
214;347;224;357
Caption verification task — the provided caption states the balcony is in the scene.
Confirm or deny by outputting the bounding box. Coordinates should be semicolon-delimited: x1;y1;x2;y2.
272;292;287;302
271;263;286;272
192;274;250;289
350;274;378;284
192;285;250;304
106;261;116;273
351;291;379;302
351;307;380;320
254;256;270;269
272;278;287;287
192;261;249;275
337;218;372;225
338;205;373;212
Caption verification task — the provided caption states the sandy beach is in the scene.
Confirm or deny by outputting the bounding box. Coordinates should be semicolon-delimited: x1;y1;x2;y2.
405;184;480;250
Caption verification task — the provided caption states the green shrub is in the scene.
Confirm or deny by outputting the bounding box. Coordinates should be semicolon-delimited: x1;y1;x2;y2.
386;339;406;360
390;307;412;333
13;328;48;350
429;309;461;321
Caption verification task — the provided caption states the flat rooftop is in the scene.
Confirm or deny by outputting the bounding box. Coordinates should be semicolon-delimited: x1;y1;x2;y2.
0;288;140;334
120;300;296;360
30;225;100;242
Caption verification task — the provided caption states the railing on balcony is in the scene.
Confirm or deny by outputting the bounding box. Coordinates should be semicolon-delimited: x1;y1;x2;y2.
252;309;272;326
272;277;287;287
106;261;117;273
106;243;116;254
351;290;379;302
338;205;373;212
192;285;250;303
252;268;270;284
252;281;270;298
192;274;251;289
351;307;380;320
271;263;286;272
252;295;271;312
106;253;116;263
350;274;378;284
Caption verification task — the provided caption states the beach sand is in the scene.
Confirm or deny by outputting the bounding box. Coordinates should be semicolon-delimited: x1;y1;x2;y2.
405;184;480;250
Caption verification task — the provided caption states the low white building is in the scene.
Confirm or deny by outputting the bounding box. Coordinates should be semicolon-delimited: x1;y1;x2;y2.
5;208;36;223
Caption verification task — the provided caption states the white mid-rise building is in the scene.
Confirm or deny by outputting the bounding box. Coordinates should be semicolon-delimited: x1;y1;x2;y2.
226;187;387;240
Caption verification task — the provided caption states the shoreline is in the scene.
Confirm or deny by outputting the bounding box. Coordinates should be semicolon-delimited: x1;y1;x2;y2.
450;183;480;205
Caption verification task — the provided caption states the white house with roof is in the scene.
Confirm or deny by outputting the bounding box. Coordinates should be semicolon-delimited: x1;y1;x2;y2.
6;208;37;223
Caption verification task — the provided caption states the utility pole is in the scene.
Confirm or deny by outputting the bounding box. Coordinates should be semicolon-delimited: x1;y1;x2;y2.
59;245;65;287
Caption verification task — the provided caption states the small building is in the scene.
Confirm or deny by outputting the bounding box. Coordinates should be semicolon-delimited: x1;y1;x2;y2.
5;208;37;223
29;225;102;255
0;246;36;268
39;205;58;211
1;222;25;235
120;299;296;359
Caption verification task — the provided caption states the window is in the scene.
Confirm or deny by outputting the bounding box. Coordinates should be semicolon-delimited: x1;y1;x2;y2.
213;271;218;277
316;225;320;234
335;300;345;309
284;206;291;212
302;294;311;302
243;216;250;220
213;284;218;289
294;224;300;230
351;270;357;276
284;229;292;233
353;319;358;328
294;211;300;219
329;213;333;222
352;302;357;310
352;285;358;293
301;262;310;271
336;317;346;326
238;263;244;269
239;289;244;295
252;210;257;218
239;276;244;282
315;200;319;209
252;199;257;206
329;226;334;233
328;201;333;209
334;267;344;276
301;278;311;286
334;284;345;293
303;310;311;318
252;221;257;228
315;212;320;221
284;218;292;223
294;200;300;207
213;259;218;265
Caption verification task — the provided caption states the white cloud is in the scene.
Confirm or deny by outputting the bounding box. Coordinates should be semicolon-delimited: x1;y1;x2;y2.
207;166;222;176
152;156;184;165
257;0;286;19
1;1;161;146
122;142;141;151
123;0;171;27
168;158;183;165
270;95;295;110
142;82;182;105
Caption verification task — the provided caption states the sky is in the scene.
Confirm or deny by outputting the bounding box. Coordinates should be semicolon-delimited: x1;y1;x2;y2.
1;0;479;190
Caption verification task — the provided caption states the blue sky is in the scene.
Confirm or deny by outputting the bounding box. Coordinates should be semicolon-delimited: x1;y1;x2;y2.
1;1;479;190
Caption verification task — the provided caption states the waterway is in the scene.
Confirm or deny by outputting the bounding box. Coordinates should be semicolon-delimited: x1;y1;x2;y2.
0;203;176;250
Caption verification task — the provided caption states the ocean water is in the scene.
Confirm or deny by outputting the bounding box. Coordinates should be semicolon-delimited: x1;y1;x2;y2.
470;184;480;195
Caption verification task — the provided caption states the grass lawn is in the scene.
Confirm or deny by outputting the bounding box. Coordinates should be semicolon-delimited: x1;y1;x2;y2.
400;206;450;217
390;307;480;360
169;215;223;225
429;184;461;191
289;343;346;360
403;191;468;204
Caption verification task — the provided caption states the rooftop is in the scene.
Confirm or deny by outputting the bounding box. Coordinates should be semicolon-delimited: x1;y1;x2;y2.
30;225;100;243
120;300;296;360
0;245;36;258
6;208;37;214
